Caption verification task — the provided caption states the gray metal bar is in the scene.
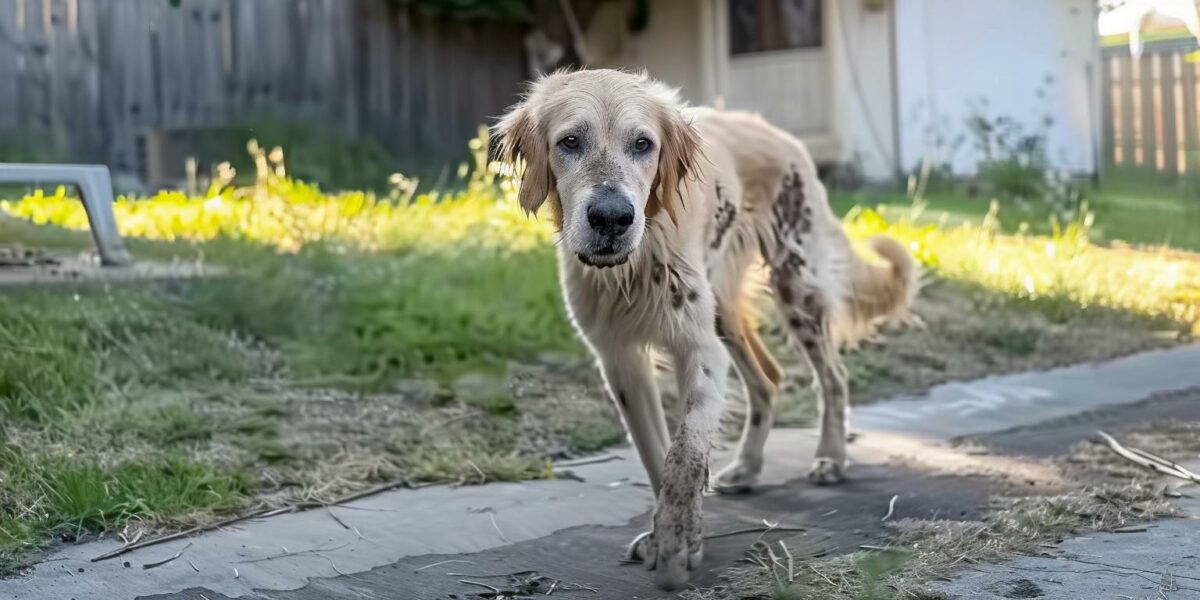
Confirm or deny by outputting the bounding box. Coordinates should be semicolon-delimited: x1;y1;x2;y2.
0;163;133;266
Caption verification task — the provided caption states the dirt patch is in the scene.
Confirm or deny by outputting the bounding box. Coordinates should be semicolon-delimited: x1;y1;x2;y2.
204;359;620;507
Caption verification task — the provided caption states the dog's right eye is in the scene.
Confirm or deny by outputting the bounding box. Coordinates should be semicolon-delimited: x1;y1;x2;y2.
558;136;580;151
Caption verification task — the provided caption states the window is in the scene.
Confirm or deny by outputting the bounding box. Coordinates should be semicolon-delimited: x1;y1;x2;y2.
729;0;823;55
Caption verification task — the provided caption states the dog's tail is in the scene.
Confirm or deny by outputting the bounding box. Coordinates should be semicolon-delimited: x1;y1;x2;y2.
834;235;920;347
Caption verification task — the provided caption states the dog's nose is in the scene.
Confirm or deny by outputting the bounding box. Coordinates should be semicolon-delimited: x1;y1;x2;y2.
587;188;635;237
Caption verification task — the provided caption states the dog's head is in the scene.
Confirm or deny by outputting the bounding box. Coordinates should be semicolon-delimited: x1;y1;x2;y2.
494;69;701;268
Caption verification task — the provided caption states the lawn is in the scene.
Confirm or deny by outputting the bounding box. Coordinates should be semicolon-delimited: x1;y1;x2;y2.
831;176;1200;251
0;140;1197;573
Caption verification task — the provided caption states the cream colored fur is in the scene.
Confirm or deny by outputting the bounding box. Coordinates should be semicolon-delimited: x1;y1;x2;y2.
495;69;916;591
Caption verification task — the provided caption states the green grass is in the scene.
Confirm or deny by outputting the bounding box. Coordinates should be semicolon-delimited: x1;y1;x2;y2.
831;177;1200;251
0;192;598;570
0;446;251;546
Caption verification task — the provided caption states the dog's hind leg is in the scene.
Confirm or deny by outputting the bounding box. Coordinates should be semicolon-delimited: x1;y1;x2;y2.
776;291;848;484
766;169;850;484
712;309;780;493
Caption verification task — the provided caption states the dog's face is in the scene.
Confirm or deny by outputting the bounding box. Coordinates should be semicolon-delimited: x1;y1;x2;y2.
495;70;700;268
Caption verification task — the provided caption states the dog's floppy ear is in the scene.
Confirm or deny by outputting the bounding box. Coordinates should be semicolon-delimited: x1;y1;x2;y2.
493;100;553;216
648;106;702;224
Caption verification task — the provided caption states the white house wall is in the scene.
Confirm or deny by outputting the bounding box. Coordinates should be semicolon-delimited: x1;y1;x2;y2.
587;0;708;103
895;0;1100;175
830;0;900;181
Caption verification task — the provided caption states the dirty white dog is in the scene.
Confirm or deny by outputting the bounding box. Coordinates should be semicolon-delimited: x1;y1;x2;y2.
494;69;917;590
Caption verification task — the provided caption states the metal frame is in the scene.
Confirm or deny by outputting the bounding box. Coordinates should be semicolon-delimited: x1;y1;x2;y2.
0;163;132;266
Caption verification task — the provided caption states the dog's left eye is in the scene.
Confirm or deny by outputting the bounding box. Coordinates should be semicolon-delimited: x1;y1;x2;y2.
633;138;653;153
558;135;580;151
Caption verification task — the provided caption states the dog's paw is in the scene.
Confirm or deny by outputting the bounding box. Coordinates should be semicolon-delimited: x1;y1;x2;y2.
712;460;761;494
625;530;656;569
651;508;702;590
808;457;845;485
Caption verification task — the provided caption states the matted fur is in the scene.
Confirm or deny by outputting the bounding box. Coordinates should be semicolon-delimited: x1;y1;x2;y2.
494;69;917;590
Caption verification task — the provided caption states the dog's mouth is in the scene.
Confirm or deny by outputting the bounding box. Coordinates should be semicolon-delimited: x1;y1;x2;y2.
576;246;630;269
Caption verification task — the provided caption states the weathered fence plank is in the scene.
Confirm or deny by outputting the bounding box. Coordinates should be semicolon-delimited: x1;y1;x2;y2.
0;0;527;183
1102;39;1200;178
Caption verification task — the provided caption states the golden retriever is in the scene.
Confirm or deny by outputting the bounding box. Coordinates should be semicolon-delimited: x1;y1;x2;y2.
494;69;916;590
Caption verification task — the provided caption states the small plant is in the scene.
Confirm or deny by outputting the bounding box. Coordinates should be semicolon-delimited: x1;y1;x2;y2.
965;93;1086;221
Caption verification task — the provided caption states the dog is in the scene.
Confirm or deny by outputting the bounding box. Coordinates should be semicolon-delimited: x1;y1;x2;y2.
494;69;917;590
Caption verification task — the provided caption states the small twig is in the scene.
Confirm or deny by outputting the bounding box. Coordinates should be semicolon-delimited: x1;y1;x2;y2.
810;564;837;587
142;542;192;570
187;559;199;572
704;524;806;541
121;530;145;547
467;461;488;485
326;507;350;530
546;579;560;595
92;511;267;562
860;544;894;552
233;566;240;579
488;512;511;544
447;570;536;578
91;478;437;562
882;495;899;521
553;454;625;468
414;559;473;573
779;541;795;583
1098;431;1200;484
459;579;501;593
236;541;349;565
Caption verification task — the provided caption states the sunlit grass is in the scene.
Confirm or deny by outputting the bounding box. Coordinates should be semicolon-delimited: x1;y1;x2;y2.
845;203;1199;334
2;178;553;254
2;151;1194;338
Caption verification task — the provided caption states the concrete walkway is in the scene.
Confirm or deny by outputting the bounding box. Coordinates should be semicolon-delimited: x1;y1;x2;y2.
934;480;1200;599
2;345;1199;600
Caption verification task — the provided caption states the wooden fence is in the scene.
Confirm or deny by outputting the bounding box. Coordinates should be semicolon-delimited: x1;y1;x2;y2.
1102;39;1200;178
0;0;527;181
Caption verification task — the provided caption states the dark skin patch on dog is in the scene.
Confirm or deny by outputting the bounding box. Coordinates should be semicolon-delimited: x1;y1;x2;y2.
750;413;762;428
687;290;699;303
618;392;628;408
778;285;794;304
711;183;737;250
714;314;726;337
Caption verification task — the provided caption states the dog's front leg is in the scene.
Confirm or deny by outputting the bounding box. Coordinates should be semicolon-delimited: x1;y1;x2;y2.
649;335;729;590
595;343;670;491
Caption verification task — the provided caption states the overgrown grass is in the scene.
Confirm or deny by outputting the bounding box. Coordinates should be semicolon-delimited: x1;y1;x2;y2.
0;146;593;569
